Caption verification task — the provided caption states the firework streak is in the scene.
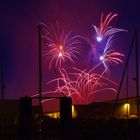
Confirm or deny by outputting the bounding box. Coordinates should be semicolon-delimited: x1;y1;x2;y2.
43;67;118;104
93;13;127;42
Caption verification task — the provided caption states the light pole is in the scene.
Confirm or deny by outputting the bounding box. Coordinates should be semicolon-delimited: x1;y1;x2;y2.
38;25;42;110
111;31;136;118
135;30;139;119
126;61;129;119
0;59;4;100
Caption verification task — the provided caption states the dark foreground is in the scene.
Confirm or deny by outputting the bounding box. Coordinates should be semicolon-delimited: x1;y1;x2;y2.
0;118;140;140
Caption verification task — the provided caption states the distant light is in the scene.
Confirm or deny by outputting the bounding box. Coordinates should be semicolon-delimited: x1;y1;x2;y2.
46;112;60;119
72;105;77;118
96;36;102;42
99;56;104;61
58;52;63;57
123;103;130;117
123;103;130;110
46;105;77;119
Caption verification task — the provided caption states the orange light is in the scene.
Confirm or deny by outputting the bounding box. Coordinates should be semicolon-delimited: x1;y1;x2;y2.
123;103;130;110
123;103;130;117
72;105;77;118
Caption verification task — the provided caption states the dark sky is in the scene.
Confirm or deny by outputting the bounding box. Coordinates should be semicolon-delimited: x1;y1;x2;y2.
0;0;140;104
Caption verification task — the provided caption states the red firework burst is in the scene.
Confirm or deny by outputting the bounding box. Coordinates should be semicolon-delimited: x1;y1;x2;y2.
42;23;81;68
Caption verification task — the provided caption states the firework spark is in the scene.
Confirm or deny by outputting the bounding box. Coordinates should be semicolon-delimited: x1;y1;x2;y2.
93;12;127;42
99;36;124;75
100;51;124;71
42;23;81;68
44;67;117;104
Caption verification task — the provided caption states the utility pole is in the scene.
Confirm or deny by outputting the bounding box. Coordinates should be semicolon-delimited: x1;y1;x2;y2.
111;31;136;118
135;30;139;119
0;60;4;100
111;30;139;119
38;25;42;110
126;62;129;119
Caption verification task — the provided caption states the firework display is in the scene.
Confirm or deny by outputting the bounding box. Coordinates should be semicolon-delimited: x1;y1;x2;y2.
32;13;127;104
46;67;117;104
42;23;81;69
98;35;124;75
92;12;127;42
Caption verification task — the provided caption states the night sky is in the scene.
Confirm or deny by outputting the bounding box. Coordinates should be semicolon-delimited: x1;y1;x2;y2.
0;0;140;105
